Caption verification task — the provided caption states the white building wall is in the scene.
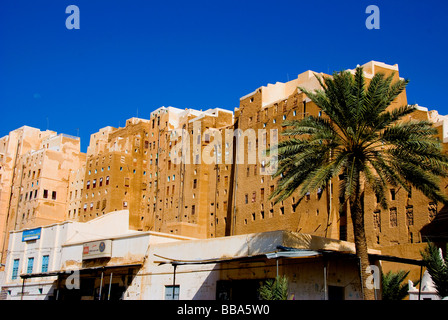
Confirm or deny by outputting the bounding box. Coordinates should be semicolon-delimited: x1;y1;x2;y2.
0;210;179;300
136;231;366;300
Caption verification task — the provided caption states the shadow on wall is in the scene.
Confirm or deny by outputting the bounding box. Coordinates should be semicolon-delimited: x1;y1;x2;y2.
420;203;448;248
231;230;357;257
189;230;359;300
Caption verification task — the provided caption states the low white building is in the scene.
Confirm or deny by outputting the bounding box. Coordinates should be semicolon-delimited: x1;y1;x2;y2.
0;210;190;300
2;210;394;300
138;230;383;300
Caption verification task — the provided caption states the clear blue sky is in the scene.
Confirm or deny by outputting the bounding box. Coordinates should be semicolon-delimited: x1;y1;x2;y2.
1;0;448;152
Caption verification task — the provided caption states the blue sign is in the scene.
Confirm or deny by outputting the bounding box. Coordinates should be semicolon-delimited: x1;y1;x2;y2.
22;228;42;241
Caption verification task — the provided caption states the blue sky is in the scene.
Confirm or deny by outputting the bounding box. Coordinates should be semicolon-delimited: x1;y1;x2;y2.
1;0;448;152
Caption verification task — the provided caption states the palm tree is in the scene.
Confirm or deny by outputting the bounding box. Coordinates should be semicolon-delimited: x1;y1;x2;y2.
381;270;419;300
421;242;448;298
269;66;448;300
258;275;289;300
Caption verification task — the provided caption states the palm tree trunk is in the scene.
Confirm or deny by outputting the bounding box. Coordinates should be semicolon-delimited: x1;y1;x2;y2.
350;189;376;300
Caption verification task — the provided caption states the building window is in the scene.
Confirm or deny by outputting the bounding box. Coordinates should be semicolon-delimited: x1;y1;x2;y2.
390;189;396;201
27;257;34;274
339;225;347;241
99;177;103;187
373;210;381;230
12;259;19;280
92;179;96;188
86;181;90;189
193;179;197;189
41;255;49;273
428;202;437;222
165;285;179;300
390;207;398;227
52;191;57;200
106;176;110;185
245;194;248;204
43;189;48;199
123;201;128;208
406;205;414;226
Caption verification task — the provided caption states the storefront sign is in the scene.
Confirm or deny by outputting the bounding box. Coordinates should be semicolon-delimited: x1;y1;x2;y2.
82;240;112;259
22;228;42;241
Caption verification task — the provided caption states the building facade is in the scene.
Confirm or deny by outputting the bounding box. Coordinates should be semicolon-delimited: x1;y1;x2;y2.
1;61;448;283
0;127;86;265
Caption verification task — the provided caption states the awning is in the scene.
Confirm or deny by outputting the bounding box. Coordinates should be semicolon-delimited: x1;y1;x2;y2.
155;248;424;267
266;250;321;259
20;271;60;279
154;253;269;266
155;247;324;266
20;263;143;279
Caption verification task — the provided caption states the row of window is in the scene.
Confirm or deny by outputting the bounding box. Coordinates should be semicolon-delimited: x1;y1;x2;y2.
11;255;49;280
248;99;309;121
372;203;437;229
83;199;109;211
21;189;57;202
86;176;110;189
244;188;322;204
23;169;41;180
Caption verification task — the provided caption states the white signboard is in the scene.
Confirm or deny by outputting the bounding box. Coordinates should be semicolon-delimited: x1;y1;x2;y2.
82;240;112;260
